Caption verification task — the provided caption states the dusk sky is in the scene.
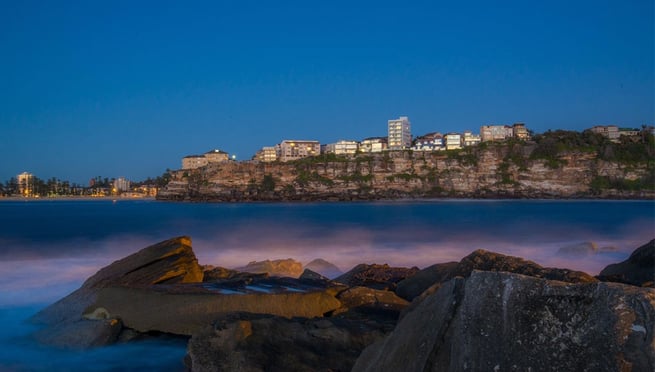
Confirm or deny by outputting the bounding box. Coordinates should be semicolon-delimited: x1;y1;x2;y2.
1;0;653;184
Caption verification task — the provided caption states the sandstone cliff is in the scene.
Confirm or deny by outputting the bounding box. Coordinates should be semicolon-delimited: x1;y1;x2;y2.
158;138;654;201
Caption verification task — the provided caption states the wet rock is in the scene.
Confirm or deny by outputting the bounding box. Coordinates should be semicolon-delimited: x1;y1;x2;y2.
598;239;655;287
354;271;655;372
31;236;203;347
304;258;343;279
235;258;303;278
396;249;597;301
33;318;123;350
202;266;239;282
186;312;388;372
334;264;419;290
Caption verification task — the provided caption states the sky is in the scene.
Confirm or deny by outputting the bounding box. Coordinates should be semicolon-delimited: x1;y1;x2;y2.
0;0;653;184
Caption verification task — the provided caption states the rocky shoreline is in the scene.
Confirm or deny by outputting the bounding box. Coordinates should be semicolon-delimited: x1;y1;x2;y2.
31;237;655;371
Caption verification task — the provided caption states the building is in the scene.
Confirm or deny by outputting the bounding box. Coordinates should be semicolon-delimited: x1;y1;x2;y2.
589;125;620;141
512;123;530;140
278;140;320;162
17;171;33;197
113;177;130;193
462;131;481;147
204;149;230;163
618;128;640;137
412;132;444;151
323;140;358;155
388;116;412;150
254;146;278;162
359;137;387;153
444;133;462;150
480;125;514;142
182;155;209;169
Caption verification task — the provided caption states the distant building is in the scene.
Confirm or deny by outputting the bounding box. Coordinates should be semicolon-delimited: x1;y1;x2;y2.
589;125;620;141
17;172;33;197
512;123;530;140
359;137;387;153
182;155;208;170
278;140;320;162
204;149;230;163
324;140;358;155
388;116;412;150
480;125;514;142
412;132;444;151
444;133;463;150
618;128;640;137
462;130;481;147
113;177;130;193
254;146;278;162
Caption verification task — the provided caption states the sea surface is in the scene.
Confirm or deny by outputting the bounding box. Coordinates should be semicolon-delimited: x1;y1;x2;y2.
1;199;653;371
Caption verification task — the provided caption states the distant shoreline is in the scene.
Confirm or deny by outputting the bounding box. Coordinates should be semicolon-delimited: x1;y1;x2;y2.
0;196;156;202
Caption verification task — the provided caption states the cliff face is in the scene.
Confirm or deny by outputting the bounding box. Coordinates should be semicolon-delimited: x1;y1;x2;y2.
158;144;654;201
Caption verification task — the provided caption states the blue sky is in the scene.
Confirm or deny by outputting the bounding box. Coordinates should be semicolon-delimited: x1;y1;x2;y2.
1;0;653;184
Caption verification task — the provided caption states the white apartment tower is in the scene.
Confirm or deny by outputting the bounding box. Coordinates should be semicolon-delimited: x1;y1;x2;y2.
388;116;412;150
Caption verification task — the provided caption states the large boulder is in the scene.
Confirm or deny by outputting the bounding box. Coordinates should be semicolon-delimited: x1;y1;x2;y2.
304;258;343;279
598;239;655;287
31;236;204;348
235;258;303;278
334;264;419;290
396;249;597;301
186;312;388;372
354;271;655;372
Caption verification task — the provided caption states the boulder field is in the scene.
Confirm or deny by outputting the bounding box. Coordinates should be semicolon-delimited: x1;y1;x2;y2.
32;236;655;371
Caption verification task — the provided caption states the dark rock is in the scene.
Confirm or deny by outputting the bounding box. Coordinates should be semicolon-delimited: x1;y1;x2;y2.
186;312;388;372
33;318;123;349
304;258;343;279
31;236;203;348
334;286;410;330
235;258;303;278
396;249;597;301
557;241;598;256
598;239;655;287
334;263;419;290
354;271;655;372
299;268;329;281
202;266;238;282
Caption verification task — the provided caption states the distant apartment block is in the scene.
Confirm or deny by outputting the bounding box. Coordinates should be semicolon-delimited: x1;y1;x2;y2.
359;137;387;153
412;132;444;151
589;125;620;141
324;140;358;155
279;140;320;162
618;128;640;137
512;123;529;139
462;130;481;147
113;177;130;192
17;171;33;197
444;133;463;150
388;116;412;150
254;146;278;162
182;149;230;169
480;124;514;142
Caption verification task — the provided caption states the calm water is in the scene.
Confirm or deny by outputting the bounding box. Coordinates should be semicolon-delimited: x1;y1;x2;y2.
1;199;653;371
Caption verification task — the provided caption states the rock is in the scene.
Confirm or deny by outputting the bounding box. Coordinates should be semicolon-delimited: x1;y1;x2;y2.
84;277;343;335
202;266;239;282
304;258;343;279
235;258;303;278
557;241;598;256
334;264;420;290
395;249;597;301
334;286;410;329
33;318;123;349
298;268;329;281
186;312;388;372
31;236;203;347
598;239;655;287
353;271;655;372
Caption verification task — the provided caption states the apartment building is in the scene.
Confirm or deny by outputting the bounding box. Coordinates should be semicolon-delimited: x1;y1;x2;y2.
444;133;462;150
462;131;481;147
204;149;230;163
278;140;320;162
412;132;444;151
359;137;387;153
254;146;278;162
388;116;412;150
17;171;33;197
589;125;620;141
182;155;209;169
323;140;358;155
480;125;514;142
512;123;529;140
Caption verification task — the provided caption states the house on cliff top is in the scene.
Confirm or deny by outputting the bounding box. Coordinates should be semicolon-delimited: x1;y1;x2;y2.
182;149;230;169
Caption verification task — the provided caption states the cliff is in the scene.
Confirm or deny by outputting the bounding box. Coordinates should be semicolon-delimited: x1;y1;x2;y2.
158;134;655;201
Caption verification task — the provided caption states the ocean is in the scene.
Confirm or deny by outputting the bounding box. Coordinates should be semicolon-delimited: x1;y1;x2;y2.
1;199;653;371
